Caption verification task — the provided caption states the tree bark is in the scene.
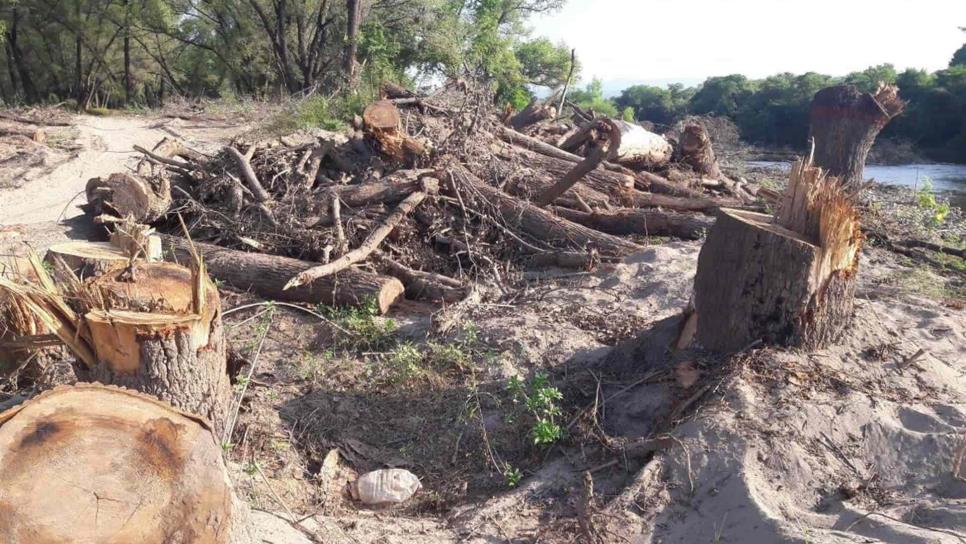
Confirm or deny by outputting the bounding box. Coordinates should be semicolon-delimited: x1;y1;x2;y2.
809;84;904;188
76;261;232;432
552;207;714;240
344;0;363;84
534;120;620;207
677;123;722;179
454;166;643;257
159;235;405;314
693;208;857;351
84;172;172;223
0;383;250;543
510;99;555;130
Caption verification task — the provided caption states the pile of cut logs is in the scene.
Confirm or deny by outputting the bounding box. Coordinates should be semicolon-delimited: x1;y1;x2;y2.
76;82;759;314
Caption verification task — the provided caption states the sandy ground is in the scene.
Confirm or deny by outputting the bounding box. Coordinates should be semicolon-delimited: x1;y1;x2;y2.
0;113;240;225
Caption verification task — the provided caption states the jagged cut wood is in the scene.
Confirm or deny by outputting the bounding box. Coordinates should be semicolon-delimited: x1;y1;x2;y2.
0;384;246;543
77;261;232;432
693;160;861;351
45;241;132;277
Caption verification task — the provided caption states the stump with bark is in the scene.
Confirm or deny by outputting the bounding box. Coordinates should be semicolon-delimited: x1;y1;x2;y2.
0;383;249;543
677;123;722;180
809;84;904;188
84;172;172;223
693;159;862;351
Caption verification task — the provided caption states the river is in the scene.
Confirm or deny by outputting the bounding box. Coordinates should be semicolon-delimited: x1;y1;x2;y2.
748;161;966;209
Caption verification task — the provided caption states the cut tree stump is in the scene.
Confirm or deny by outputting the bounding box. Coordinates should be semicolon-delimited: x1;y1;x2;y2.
809;84;904;188
160;234;405;313
677;123;723;180
693;160;861;351
0;384;249;543
45;241;132;277
78;261;232;431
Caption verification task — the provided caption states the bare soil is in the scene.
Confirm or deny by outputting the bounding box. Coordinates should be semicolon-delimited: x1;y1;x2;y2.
1;110;964;543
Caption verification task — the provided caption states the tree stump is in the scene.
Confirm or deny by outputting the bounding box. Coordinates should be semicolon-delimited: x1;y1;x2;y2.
84;172;172;223
693;160;862;352
78;261;232;432
0;384;248;543
809;84;904;188
677;123;722;179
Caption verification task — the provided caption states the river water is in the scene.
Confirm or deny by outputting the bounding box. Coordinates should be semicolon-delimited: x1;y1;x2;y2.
748;161;966;208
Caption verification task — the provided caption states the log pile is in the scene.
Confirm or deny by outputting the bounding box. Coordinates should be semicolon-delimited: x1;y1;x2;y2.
82;82;758;313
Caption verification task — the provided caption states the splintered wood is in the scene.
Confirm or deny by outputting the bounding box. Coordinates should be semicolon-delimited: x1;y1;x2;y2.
693;159;861;351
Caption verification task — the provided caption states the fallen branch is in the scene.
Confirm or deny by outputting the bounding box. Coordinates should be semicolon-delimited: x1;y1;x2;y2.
535;120;620;207
285;178;439;290
159;234;404;313
552;206;714;240
377;253;468;303
227;145;271;202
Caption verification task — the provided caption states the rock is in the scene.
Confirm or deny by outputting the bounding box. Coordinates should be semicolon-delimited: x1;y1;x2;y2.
351;468;421;506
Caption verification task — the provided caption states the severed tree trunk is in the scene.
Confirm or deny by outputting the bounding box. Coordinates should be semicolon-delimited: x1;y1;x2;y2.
809;84;904;188
84;172;172;223
0;384;252;543
510;100;556;130
677;123;722;179
552;206;714;240
160;235;405;313
76;261;232;432
693;160;861;352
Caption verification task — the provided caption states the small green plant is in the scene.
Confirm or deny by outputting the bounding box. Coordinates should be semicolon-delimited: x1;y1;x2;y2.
916;178;951;225
319;297;396;351
508;372;564;445
386;342;424;383
242;459;262;476
504;466;523;487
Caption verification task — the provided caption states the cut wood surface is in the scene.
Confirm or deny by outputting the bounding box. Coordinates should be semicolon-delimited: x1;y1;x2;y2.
84;172;172;223
79;261;232;431
693;160;861;352
611;120;672;169
0;384;243;543
160;234;404;313
286;178;438;290
45;241;132;277
552;207;714;240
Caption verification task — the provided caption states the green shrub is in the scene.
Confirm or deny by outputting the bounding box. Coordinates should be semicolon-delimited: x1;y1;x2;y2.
917;178;951;225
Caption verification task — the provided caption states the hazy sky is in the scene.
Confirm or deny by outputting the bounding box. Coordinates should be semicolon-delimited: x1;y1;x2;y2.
529;0;966;94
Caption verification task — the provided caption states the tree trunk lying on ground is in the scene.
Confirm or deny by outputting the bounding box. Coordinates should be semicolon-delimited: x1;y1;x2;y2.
611;120;673;170
693;159;861;351
84;172;172;223
809;84;904;189
510;99;555;130
377;254;469;303
452;166;643;257
160;234;404;313
0;384;250;543
552;206;714;240
0;122;45;143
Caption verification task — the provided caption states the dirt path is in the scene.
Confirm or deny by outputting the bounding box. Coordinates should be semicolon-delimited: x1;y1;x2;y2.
0;115;171;225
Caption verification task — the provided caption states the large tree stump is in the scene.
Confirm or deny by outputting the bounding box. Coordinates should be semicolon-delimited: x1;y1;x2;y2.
0;384;248;543
809;84;904;188
677;123;723;179
78;261;232;431
693;160;861;351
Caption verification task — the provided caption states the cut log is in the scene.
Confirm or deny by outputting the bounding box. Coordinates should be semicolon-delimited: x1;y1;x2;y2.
363;100;427;162
159;234;404;314
611;120;672;170
809;84;904;188
677;123;722;179
378;255;468;303
552;207;714;240
0;383;248;543
510;99;555;130
454;166;643;257
44;241;132;277
693;160;861;351
0;122;45;143
78;261;232;432
84;172;171;223
285;178;438;290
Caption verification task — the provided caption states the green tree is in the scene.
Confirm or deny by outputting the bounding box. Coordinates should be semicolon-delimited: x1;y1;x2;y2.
689;74;755;117
569;78;618;117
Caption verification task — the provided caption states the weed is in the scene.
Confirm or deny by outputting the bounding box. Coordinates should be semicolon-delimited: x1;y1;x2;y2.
916;178;951;225
385;342;424;383
318;297;396;352
504;466;523;487
508;373;565;445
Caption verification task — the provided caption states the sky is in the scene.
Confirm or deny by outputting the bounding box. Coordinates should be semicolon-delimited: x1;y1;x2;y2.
529;0;966;96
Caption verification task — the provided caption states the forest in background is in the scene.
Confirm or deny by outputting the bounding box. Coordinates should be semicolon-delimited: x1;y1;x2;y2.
2;2;964;163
